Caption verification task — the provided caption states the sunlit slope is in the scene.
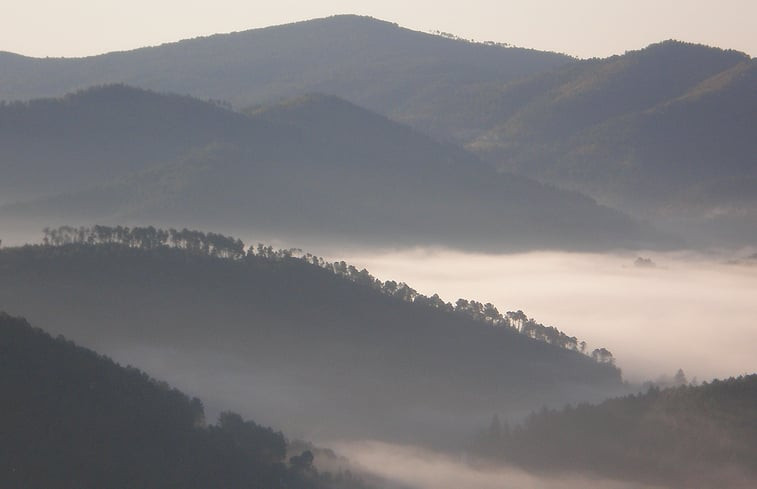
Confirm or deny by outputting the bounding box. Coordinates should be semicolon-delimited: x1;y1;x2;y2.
0;240;624;445
0;86;666;251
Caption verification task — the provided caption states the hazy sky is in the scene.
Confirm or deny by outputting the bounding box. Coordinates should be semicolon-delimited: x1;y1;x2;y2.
2;0;755;58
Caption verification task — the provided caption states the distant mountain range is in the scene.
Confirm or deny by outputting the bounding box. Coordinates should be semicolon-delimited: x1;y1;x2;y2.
0;235;625;446
0;15;569;114
0;15;752;248
0;85;663;251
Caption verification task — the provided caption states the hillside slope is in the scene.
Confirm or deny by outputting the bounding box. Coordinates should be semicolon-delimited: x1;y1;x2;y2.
461;42;756;246
0;15;570;117
0;230;625;446
0;86;665;251
0;313;352;489
474;375;757;488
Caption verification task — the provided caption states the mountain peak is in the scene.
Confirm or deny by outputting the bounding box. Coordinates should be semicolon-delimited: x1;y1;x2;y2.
634;39;750;62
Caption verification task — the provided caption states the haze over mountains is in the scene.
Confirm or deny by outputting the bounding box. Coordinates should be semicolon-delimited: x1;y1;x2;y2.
0;85;661;251
0;15;753;248
0;15;570;113
461;42;757;245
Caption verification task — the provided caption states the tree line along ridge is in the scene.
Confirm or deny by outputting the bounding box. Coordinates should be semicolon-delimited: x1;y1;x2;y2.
39;225;616;365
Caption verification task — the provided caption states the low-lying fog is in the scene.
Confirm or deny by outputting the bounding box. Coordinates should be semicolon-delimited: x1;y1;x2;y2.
5;218;754;383
330;441;661;489
328;248;757;383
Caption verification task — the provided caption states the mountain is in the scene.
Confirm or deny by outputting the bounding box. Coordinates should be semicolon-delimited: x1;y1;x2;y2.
0;230;626;447
0;15;570;117
459;42;757;246
473;375;757;488
2;16;750;246
0;312;360;489
0;84;276;203
0;85;665;251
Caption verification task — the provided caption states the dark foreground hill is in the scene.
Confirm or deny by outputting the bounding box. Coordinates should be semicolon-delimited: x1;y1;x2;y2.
0;227;625;446
0;85;665;251
474;375;757;489
0;313;365;489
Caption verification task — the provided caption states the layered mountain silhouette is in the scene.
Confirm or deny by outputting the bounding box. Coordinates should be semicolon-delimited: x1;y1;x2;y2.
0;238;625;446
0;16;752;247
0;85;664;251
0;15;569;115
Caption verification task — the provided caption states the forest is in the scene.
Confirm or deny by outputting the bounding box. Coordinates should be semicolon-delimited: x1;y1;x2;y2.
0;13;753;488
473;375;757;488
0;225;624;446
0;313;371;489
40;225;614;361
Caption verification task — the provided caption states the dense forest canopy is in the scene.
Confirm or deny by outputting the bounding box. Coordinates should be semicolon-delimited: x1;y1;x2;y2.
0;313;368;489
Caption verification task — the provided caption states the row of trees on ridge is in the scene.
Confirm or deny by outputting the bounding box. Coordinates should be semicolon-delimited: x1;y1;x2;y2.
40;225;614;364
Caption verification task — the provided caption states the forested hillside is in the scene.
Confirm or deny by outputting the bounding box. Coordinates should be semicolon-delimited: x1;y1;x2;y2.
0;86;664;251
474;375;757;488
0;313;366;489
0;226;626;446
461;42;757;246
0;85;279;203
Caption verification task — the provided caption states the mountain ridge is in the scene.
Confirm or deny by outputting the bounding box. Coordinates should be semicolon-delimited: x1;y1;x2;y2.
0;84;669;251
0;228;627;445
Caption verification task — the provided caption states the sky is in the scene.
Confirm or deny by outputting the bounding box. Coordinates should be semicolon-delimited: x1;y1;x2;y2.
2;0;755;59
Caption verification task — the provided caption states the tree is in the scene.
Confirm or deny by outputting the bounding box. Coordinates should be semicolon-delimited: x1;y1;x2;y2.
673;368;688;386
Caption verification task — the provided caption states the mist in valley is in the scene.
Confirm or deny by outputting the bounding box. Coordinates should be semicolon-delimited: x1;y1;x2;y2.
330;247;757;383
1;8;755;486
327;441;663;489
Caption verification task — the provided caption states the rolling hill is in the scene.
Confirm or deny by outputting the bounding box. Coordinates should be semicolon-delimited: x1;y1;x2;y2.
0;85;666;251
0;229;627;446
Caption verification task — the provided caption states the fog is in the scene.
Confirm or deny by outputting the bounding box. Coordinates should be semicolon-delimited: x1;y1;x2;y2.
5;217;755;383
330;248;757;382
329;440;661;489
